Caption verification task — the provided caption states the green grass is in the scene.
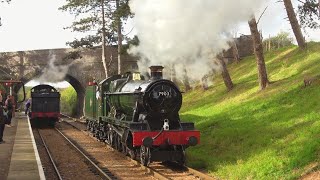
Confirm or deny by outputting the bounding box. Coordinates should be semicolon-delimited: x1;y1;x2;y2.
181;42;320;179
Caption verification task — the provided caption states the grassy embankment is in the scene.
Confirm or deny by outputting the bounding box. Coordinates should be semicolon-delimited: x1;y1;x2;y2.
181;42;320;179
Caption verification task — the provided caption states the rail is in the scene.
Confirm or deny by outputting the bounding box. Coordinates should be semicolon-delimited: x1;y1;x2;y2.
54;127;115;180
37;129;63;180
62;119;215;180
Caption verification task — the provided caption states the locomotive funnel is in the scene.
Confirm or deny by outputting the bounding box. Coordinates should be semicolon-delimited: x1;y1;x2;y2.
149;66;164;80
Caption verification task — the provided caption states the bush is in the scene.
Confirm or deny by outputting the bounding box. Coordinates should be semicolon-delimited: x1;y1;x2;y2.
60;86;77;116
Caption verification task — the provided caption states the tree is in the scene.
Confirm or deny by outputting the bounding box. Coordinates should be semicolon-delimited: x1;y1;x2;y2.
283;0;306;49
115;0;123;75
182;65;191;92
101;0;109;78
60;0;131;77
297;0;320;29
217;55;234;91
229;40;240;63
263;31;294;50
248;16;269;90
201;75;209;90
170;64;178;86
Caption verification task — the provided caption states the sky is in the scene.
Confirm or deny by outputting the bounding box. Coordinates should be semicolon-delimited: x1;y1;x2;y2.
0;0;319;53
25;80;70;88
0;0;319;87
0;0;79;52
0;0;320;52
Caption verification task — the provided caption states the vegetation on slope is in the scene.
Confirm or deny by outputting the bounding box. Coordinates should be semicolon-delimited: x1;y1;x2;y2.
60;86;77;116
181;42;320;179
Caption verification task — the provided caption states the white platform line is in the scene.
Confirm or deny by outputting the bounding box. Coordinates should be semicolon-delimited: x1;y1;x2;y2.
27;115;46;180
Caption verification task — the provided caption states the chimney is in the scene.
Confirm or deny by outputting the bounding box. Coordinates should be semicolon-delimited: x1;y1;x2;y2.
149;66;164;80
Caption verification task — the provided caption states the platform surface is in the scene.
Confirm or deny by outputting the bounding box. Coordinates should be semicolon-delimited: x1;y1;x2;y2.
0;113;45;180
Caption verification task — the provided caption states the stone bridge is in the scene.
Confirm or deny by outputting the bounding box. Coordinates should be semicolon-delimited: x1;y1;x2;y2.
0;46;137;117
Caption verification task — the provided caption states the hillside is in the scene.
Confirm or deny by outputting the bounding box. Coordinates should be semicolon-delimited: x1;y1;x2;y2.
181;42;320;179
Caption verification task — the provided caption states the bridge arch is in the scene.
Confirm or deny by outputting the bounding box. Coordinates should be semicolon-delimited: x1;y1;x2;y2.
0;47;137;117
64;74;85;117
16;72;85;117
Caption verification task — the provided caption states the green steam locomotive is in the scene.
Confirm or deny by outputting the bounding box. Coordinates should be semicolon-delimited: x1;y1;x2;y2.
84;66;200;166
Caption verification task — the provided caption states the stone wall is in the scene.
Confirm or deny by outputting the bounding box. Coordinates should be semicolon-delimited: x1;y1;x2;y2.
223;35;254;63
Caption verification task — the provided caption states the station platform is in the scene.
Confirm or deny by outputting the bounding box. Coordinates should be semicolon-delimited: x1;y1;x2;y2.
0;113;45;180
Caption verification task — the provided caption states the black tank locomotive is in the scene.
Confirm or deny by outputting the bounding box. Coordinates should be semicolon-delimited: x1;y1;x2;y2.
30;84;60;127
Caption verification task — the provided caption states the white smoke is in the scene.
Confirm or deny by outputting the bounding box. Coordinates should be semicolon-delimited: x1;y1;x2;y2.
37;51;69;83
129;0;266;83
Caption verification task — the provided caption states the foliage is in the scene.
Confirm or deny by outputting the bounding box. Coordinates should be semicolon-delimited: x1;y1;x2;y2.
126;35;139;46
62;51;82;61
181;42;320;179
298;0;320;29
59;0;131;48
60;86;77;116
121;35;139;54
263;31;294;50
67;36;102;49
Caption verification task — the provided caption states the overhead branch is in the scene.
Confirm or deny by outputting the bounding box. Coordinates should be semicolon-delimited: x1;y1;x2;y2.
123;26;135;36
257;6;269;25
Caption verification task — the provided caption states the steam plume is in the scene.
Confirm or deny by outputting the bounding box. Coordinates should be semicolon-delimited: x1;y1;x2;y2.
37;51;69;83
129;0;266;83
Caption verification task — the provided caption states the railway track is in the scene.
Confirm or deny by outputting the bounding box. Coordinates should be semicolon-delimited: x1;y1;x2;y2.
54;128;116;180
34;127;116;180
56;120;158;180
36;129;63;180
59;114;215;180
33;129;62;180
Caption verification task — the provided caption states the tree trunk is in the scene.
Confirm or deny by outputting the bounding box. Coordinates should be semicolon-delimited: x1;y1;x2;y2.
183;65;191;92
101;0;108;78
230;40;240;63
201;76;209;90
283;0;306;49
116;0;122;75
248;17;269;90
268;34;271;51
217;55;234;91
170;64;178;85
